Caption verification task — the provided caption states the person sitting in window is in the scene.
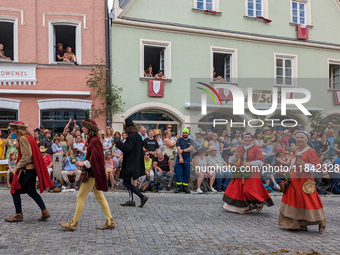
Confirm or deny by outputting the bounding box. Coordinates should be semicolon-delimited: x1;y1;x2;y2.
144;64;153;77
155;70;166;80
63;46;77;64
0;44;12;61
56;43;66;61
213;67;226;82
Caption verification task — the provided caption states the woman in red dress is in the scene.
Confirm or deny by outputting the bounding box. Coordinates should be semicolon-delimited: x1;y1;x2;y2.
223;132;274;214
279;131;326;232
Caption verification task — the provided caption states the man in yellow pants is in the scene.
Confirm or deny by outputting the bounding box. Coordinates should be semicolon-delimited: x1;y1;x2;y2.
59;119;114;230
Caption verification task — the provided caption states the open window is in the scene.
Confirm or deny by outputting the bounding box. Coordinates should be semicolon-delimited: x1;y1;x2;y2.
141;39;171;79
144;45;166;76
54;25;76;62
213;52;232;82
0;21;14;61
49;21;81;64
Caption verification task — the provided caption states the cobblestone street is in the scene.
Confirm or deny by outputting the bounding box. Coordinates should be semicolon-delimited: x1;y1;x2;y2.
0;190;339;255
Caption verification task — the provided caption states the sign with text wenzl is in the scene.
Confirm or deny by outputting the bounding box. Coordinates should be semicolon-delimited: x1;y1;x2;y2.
0;64;37;86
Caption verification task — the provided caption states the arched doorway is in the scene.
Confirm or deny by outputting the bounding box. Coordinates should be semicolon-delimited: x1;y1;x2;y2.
127;109;181;135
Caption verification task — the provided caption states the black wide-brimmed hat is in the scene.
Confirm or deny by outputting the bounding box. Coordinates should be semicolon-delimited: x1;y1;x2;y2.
125;118;134;127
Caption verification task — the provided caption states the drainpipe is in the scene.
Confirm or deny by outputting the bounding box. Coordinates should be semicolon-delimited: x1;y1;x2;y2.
105;0;112;127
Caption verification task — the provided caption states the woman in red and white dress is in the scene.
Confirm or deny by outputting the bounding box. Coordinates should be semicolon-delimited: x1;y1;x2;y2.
223;132;274;214
279;131;326;232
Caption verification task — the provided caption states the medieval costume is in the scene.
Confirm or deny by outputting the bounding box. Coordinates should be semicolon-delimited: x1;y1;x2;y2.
59;119;114;230
279;131;326;232
223;132;274;214
114;118;148;207
5;121;53;222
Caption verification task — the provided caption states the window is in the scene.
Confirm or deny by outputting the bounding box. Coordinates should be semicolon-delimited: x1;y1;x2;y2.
197;0;214;11
213;53;232;82
275;53;297;86
41;109;89;134
292;1;306;25
0;21;14;61
0;109;17;129
140;39;171;79
54;25;76;62
330;65;340;90
211;47;237;83
247;0;262;17
276;58;293;86
49;21;81;64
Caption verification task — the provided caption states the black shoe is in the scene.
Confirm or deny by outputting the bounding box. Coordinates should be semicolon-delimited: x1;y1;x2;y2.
222;186;227;192
166;186;171;191
120;201;135;207
183;186;191;194
174;185;182;193
216;188;222;192
139;196;149;208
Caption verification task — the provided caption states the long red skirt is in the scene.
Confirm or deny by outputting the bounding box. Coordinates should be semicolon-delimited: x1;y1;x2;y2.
279;172;325;229
223;172;274;212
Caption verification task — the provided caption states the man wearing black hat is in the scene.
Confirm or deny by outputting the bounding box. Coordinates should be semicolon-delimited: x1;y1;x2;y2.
114;119;148;207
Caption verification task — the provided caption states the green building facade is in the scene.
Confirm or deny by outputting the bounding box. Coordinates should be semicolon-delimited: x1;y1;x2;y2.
111;0;340;135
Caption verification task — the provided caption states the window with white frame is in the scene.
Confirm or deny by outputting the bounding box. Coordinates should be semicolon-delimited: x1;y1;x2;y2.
197;0;214;11
49;21;81;64
0;21;15;61
330;65;340;90
292;1;306;25
276;58;294;86
141;39;171;79
247;0;263;17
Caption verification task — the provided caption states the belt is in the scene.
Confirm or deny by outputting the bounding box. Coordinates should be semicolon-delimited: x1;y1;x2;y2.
25;163;34;170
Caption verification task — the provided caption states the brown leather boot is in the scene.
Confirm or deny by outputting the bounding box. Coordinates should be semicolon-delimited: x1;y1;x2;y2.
5;213;23;222
38;209;50;221
59;220;78;231
97;218;115;230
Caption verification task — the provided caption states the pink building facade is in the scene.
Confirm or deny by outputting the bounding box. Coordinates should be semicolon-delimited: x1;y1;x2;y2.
0;0;107;134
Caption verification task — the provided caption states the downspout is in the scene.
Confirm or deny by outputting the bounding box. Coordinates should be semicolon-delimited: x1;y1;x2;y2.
105;0;112;126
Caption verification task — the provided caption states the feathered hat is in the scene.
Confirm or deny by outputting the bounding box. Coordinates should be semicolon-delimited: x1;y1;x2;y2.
9;121;28;130
81;119;99;133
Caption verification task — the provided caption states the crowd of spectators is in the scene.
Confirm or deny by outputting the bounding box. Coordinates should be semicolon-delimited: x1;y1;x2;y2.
1;119;340;194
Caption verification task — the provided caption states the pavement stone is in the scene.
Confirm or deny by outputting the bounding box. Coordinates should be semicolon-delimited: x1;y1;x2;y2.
0;190;339;254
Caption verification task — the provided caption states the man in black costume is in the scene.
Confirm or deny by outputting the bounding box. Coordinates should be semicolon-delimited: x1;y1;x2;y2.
114;119;148;207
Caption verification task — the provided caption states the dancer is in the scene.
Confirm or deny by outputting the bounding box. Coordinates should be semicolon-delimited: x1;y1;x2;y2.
5;121;53;222
223;132;274;214
279;131;326;232
59;119;115;230
114;119;148;207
